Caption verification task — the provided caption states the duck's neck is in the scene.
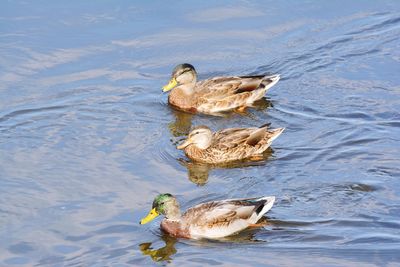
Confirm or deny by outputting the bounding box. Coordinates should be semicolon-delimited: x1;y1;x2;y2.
177;82;196;95
193;137;212;150
169;84;197;111
165;210;181;221
165;201;182;221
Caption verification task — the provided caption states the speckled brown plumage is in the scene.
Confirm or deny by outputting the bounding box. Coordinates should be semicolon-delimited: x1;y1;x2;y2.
179;125;284;164
163;64;280;115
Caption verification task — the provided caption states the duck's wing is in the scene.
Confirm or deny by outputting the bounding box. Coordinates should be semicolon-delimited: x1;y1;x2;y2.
196;76;266;100
211;128;257;150
195;75;280;113
211;124;275;150
182;197;275;239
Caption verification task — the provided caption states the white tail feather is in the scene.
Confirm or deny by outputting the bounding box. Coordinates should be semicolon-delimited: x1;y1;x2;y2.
261;74;280;91
269;128;285;143
255;196;275;221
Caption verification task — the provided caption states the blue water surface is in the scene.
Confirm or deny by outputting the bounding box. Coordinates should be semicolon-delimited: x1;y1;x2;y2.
1;1;400;266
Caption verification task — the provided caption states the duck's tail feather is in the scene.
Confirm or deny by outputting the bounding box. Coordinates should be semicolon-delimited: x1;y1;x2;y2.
259;122;271;129
268;127;285;143
259;74;280;92
261;74;280;87
255;196;275;221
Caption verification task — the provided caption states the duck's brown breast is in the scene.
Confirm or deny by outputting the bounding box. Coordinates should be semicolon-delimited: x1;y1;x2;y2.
168;89;197;113
161;219;190;238
185;146;210;163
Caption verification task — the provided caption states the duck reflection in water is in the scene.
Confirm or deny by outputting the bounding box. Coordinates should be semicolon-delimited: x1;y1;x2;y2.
179;148;274;185
168;108;194;138
168;97;273;138
138;219;270;263
139;233;177;263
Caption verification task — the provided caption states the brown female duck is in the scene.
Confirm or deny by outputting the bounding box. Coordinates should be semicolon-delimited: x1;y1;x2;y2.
177;125;284;164
162;63;280;114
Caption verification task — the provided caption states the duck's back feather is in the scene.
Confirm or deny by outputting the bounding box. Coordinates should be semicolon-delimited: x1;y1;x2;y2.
181;196;275;239
194;76;272;113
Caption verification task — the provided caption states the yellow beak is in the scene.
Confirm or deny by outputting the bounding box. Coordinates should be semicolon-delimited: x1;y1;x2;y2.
140;208;159;224
177;138;192;150
162;78;177;92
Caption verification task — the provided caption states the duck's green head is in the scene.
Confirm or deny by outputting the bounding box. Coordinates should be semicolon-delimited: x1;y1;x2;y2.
162;63;197;92
140;193;179;224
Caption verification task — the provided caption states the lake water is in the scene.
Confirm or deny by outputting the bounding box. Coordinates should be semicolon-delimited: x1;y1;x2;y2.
1;1;400;266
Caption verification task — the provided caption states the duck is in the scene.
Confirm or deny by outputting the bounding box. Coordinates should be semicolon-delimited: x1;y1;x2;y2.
162;63;280;114
140;193;275;239
177;124;284;164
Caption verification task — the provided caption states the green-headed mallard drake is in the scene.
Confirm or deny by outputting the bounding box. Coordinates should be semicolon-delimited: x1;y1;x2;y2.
140;193;275;239
162;63;280;114
177;124;284;164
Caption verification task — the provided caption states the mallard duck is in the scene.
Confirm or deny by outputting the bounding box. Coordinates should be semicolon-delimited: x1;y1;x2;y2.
162;63;280;114
177;125;284;164
140;193;275;239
